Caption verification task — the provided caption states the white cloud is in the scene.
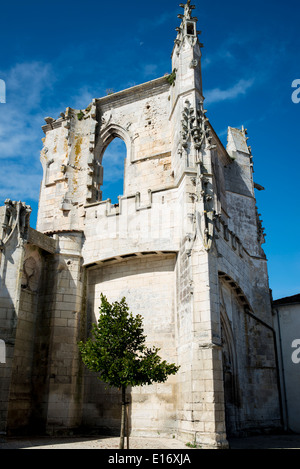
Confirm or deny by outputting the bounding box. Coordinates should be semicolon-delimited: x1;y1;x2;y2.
0;162;41;201
205;78;255;104
138;9;177;32
7;62;53;108
69;86;95;110
0;62;56;157
143;63;158;78
0;62;56;203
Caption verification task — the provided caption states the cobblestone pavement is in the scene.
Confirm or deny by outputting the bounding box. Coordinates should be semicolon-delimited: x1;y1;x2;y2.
1;433;300;449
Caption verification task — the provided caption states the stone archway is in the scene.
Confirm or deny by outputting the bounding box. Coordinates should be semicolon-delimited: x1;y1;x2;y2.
219;277;243;438
220;309;240;437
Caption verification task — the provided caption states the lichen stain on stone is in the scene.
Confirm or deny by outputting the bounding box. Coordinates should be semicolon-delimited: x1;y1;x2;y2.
72;136;83;193
63;138;69;162
40;147;47;161
74;136;83;166
53;136;58;154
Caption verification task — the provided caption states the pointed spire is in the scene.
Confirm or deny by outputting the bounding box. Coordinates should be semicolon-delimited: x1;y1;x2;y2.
174;1;202;50
171;1;204;101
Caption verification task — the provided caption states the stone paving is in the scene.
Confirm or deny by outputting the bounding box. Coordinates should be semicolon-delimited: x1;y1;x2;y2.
0;435;189;450
1;434;300;449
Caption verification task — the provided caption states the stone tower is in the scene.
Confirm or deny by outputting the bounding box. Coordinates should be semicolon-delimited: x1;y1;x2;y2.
0;1;281;447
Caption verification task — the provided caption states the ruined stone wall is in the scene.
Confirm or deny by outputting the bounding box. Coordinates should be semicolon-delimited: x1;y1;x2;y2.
0;2;282;446
82;254;177;436
6;289;38;433
82;187;181;267
6;245;44;433
0;214;85;435
96;79;172;200
41;233;85;435
219;278;281;435
37;78;172;235
0;202;31;434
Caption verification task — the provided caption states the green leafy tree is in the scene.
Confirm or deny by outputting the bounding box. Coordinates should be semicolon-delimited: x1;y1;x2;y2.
78;294;180;449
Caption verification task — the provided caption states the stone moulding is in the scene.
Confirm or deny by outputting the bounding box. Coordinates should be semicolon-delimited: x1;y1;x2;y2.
94;76;170;112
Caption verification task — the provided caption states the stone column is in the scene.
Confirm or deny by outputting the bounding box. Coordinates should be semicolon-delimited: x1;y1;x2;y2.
44;232;85;434
183;246;227;448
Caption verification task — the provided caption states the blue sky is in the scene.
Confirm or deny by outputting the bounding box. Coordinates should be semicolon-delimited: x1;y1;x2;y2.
0;0;299;300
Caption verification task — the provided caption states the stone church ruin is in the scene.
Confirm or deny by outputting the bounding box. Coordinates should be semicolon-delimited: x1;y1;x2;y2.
0;1;282;448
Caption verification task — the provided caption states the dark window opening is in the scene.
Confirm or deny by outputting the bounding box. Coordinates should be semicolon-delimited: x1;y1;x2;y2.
186;22;195;36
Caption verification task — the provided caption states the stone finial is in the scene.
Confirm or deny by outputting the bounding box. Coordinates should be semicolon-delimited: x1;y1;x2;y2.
0;200;31;246
175;0;199;47
227;127;250;156
179;1;196;20
44;117;56;125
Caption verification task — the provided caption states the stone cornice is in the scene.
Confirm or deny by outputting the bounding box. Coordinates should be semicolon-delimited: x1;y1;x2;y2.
95;76;170;111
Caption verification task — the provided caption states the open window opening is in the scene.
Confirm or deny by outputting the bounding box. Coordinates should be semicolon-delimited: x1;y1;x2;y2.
186;21;195;36
101;137;127;205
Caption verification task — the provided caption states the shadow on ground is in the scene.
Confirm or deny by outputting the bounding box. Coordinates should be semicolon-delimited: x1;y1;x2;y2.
1;433;300;449
229;434;300;449
0;435;188;450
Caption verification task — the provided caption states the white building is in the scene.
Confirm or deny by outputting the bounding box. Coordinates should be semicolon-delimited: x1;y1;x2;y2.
273;294;300;434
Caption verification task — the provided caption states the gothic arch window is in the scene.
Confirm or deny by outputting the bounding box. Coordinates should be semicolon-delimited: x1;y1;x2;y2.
100;137;127;204
95;124;131;204
0;340;6;363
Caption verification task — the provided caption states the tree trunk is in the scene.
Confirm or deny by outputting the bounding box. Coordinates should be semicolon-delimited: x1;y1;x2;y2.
119;385;126;449
126;401;129;449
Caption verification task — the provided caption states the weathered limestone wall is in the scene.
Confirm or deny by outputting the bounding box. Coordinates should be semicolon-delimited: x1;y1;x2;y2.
225;126;266;259
6;245;44;433
37;78;173;235
173;237;228;447
1;226;85;435
215;215;273;326
96;78;171;159
219;278;281;435
6;289;38;433
0;236;23;434
0;202;31;434
37;102;98;233
83;189;181;266
42;233;85;435
0;2;282;446
82;254;177;436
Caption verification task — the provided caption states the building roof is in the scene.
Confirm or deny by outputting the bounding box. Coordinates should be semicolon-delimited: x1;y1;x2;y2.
273;294;300;306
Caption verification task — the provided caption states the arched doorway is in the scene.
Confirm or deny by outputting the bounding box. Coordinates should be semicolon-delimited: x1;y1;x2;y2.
220;307;240;437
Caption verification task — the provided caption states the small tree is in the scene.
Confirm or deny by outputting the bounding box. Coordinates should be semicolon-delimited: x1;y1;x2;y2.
78;294;180;449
